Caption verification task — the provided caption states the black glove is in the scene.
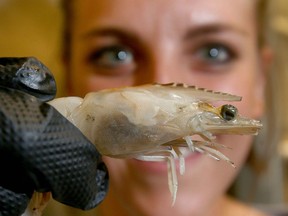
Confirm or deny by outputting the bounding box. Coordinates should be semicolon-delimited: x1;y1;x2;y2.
0;57;56;102
0;57;109;216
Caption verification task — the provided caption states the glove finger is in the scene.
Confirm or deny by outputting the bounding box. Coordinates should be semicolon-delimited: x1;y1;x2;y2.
0;186;30;216
0;57;56;102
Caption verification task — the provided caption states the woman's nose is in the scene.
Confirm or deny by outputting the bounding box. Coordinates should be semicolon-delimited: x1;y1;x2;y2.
152;64;177;84
134;55;185;85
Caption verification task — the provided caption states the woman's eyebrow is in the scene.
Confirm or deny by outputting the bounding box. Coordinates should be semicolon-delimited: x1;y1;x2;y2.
81;27;140;42
183;24;248;40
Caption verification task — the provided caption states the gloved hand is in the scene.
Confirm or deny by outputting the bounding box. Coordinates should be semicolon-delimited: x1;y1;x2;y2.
0;57;109;216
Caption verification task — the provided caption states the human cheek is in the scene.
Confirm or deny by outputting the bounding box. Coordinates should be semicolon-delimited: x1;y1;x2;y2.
228;70;262;119
204;59;262;119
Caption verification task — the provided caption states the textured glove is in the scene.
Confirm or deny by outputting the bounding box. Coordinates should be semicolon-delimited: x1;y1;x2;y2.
0;57;109;216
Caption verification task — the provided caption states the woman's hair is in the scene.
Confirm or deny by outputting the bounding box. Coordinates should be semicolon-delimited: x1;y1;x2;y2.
257;0;269;45
61;0;73;62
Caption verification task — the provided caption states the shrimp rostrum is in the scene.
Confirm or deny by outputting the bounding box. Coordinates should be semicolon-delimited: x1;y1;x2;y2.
49;83;262;205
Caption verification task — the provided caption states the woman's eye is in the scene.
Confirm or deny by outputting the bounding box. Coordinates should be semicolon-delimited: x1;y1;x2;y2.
89;46;134;67
194;44;235;64
86;45;136;76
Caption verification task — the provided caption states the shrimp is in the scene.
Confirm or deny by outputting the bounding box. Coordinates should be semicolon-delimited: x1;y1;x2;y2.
49;83;262;205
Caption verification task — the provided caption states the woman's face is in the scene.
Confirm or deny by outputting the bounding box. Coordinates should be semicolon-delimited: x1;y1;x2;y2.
67;0;267;213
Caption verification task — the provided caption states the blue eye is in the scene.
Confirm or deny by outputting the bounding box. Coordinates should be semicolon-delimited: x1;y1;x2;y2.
89;46;134;68
196;44;234;63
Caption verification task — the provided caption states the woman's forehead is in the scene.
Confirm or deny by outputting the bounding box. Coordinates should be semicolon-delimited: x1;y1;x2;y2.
72;0;256;37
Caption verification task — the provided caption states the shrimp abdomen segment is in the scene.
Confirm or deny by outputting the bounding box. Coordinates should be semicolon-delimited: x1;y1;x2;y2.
69;91;187;156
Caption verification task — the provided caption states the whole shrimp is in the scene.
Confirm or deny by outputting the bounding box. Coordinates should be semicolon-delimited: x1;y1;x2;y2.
49;83;262;205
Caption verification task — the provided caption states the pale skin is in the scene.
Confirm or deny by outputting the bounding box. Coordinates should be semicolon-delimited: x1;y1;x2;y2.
59;0;271;215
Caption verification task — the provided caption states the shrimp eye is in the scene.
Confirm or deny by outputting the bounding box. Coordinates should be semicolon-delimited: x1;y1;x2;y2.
220;104;238;121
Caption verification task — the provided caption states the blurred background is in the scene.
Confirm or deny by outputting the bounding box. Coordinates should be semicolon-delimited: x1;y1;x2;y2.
1;0;288;215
